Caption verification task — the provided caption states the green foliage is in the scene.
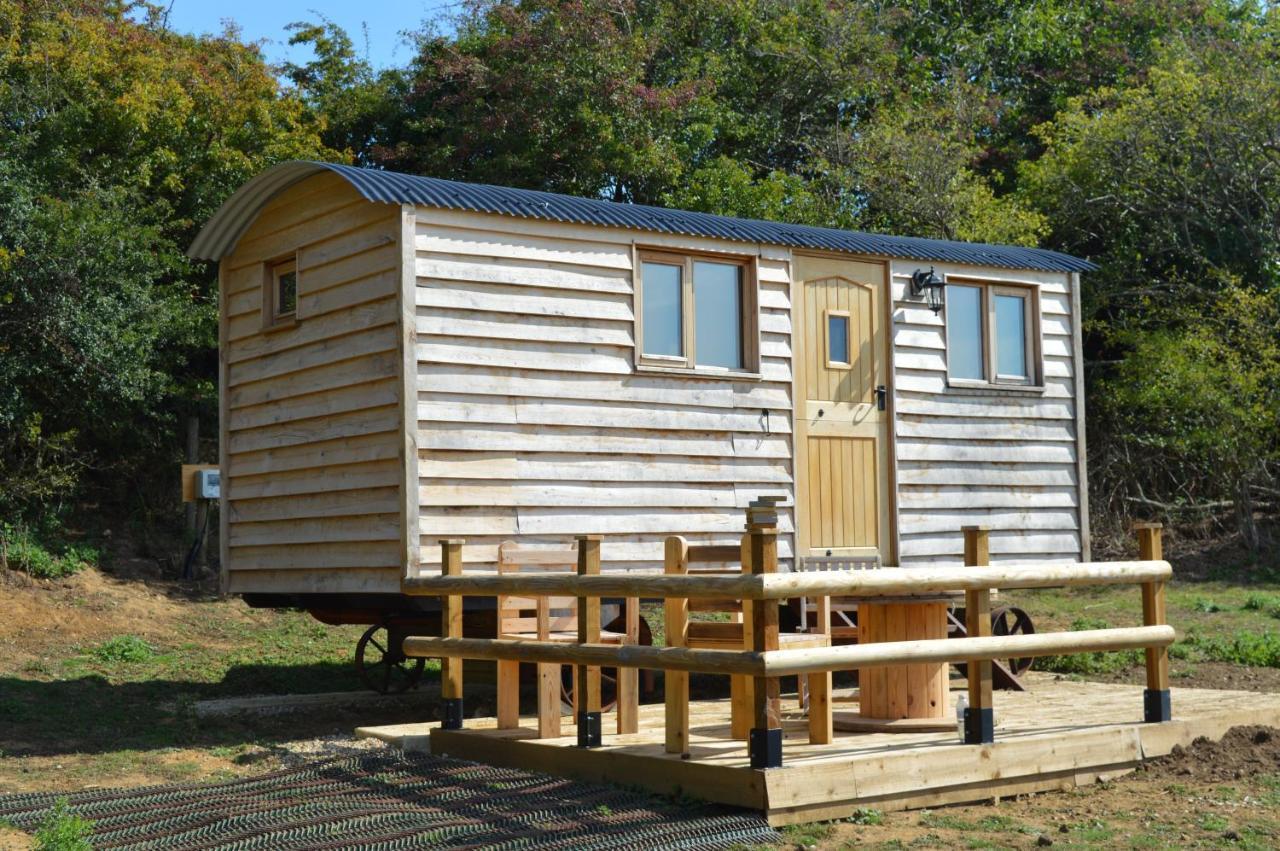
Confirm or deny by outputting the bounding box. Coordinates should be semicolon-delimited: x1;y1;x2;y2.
33;798;93;851
91;635;156;665
0;524;95;579
0;0;337;527
1184;630;1280;668
1037;618;1143;674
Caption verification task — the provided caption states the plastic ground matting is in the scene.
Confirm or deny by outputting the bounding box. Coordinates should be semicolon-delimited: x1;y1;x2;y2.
0;751;777;849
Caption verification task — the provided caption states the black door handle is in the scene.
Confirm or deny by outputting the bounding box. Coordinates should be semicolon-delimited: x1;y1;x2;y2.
875;385;888;411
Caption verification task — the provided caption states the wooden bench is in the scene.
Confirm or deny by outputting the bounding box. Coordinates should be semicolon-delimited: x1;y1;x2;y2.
670;538;833;745
495;541;639;738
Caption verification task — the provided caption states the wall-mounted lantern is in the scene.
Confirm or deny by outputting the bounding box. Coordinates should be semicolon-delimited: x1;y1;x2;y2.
910;267;946;315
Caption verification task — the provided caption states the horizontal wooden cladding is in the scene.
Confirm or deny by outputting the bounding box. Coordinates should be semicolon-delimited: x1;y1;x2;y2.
229;297;398;363
228;427;401;481
417;278;633;322
896;461;1078;487
894;369;1075;399
228;566;401;595
418;395;790;435
230;486;400;523
899;530;1082;559
230;378;400;432
418;480;789;509
229;352;399;410
898;509;1079;535
417;221;634;271
419;506;796;539
419;365;790;411
418;337;792;383
895;415;1074;443
417;307;633;348
420;422;790;459
229;197;395;273
420;452;791;484
228;513;400;546
895;438;1075;465
417;252;632;295
228;325;399;388
897;484;1079;510
229;404;400;455
227;540;401;571
228;459;402;500
414;533;796;568
894;390;1073;421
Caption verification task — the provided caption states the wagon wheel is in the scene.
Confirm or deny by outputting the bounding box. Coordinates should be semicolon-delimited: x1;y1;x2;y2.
990;606;1035;676
355;622;425;694
559;611;655;710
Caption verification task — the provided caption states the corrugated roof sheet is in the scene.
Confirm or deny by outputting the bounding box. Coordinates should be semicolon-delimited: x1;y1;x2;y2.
188;161;1097;273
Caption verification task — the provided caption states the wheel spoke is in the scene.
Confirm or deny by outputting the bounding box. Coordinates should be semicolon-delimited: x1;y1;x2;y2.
369;637;387;655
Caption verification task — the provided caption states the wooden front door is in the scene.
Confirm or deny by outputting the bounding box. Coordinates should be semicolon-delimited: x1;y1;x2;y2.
794;254;892;561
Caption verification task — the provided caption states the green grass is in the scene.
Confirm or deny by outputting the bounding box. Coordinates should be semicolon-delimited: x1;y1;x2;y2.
780;820;835;846
91;635;156;664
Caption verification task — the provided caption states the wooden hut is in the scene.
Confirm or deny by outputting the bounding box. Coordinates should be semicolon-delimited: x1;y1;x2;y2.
189;162;1095;605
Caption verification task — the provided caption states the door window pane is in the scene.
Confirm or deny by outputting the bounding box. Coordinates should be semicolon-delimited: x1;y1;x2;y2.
642;261;682;356
828;314;850;364
693;261;742;369
994;293;1028;378
946;284;984;380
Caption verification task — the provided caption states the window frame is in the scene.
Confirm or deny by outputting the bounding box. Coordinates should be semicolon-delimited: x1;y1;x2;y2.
943;276;1043;391
824;308;852;369
633;246;760;377
261;253;299;331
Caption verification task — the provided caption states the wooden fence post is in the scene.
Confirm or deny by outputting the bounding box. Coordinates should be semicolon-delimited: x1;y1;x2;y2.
664;536;690;755
962;526;994;744
617;598;640;734
1137;522;1171;723
748;500;782;768
440;539;465;730
576;535;603;748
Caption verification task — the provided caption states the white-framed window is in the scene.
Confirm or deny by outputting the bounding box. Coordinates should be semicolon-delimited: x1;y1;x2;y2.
635;248;759;374
262;255;299;329
944;279;1041;387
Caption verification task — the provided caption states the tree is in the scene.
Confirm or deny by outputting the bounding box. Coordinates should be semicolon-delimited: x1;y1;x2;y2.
0;0;336;524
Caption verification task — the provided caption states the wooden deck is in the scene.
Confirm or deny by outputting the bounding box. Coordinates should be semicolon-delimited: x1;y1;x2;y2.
357;674;1280;825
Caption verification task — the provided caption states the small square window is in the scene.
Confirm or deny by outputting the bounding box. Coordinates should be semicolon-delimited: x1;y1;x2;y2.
263;257;298;329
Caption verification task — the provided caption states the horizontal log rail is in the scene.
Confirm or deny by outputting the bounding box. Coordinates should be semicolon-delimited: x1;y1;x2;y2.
402;625;1175;678
404;517;1176;769
401;560;1172;601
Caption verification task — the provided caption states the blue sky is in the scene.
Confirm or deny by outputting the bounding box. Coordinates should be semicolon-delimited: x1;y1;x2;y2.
162;1;460;70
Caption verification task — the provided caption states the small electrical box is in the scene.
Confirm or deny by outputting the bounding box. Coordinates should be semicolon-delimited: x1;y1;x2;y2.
196;468;220;500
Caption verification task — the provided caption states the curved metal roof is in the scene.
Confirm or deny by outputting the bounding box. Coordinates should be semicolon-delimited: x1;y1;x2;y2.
188;160;1096;273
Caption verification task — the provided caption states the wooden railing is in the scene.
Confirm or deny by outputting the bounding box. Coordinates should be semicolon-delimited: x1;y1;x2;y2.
402;516;1174;768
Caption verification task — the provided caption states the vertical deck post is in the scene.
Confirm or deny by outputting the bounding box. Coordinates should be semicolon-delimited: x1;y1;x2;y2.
748;500;782;769
1137;522;1171;723
962;526;994;744
664;536;690;755
576;535;603;748
440;539;465;730
617;598;640;734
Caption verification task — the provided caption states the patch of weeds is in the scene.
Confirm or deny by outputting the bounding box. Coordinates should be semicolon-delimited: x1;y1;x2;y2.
1037;618;1143;674
91;635;155;664
1242;593;1280;612
22;659;54;676
1;524;96;579
918;810;975;831
976;814;1029;833
1191;597;1228;613
848;808;884;826
1070;818;1115;842
1185;630;1280;667
33;798;93;851
1198;812;1230;832
594;804;612;816
780;821;834;845
907;834;946;847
